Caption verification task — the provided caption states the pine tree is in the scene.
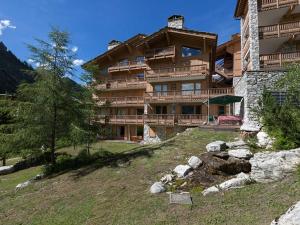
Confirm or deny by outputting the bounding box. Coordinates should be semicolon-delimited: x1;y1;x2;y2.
15;27;82;164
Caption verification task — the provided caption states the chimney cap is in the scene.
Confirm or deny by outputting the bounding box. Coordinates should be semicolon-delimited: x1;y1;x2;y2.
168;15;184;22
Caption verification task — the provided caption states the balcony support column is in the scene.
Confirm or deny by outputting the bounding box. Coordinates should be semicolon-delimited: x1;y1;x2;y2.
248;0;260;71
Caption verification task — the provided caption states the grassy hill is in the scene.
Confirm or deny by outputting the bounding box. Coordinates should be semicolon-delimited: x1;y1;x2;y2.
1;129;300;225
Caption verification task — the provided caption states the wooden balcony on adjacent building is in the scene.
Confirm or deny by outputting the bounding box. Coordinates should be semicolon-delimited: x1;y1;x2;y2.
145;46;176;61
96;78;147;91
145;88;234;103
259;21;300;39
108;60;147;73
258;0;299;11
96;96;144;107
145;64;208;83
95;115;144;125
260;51;300;69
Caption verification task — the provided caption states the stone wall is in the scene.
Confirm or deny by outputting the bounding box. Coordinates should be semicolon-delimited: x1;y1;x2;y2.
236;70;286;131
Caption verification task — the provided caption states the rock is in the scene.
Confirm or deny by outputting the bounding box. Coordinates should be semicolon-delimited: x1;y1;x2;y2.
271;201;300;225
226;140;248;149
34;173;44;180
257;131;273;148
218;173;253;191
150;182;165;194
250;148;300;183
160;174;175;184
173;165;192;178
188;156;203;169
206;141;227;152
228;149;253;160
15;180;31;191
240;122;261;132
212;152;229;160
0;165;14;175
202;186;219;196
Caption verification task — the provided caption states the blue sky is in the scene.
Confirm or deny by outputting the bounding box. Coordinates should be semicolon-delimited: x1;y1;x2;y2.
0;0;240;82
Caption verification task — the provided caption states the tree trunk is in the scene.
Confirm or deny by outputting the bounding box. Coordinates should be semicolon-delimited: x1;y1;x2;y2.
50;104;57;164
2;156;6;166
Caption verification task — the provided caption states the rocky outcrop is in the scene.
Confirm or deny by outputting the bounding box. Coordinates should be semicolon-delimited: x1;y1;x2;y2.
250;148;300;183
173;165;192;178
226;140;248;149
271;201;300;225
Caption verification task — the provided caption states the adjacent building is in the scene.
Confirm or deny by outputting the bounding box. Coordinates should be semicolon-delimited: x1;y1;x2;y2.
85;16;240;142
234;0;300;130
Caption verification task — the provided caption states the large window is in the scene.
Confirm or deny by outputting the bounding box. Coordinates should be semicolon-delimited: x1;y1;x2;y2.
181;83;201;95
154;84;168;96
155;106;167;114
181;46;202;57
181;105;202;115
135;56;145;64
119;58;129;66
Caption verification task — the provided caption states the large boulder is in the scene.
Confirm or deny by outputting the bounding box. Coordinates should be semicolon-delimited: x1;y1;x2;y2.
257;131;273;148
0;165;14;175
206;141;227;152
173;165;192;178
240;122;261;132
202;173;253;196
228;149;253;160
150;182;165;194
250;148;300;183
188;156;203;169
271;201;300;225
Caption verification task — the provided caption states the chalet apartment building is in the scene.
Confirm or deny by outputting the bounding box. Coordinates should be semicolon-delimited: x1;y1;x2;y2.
234;0;300;130
85;16;240;142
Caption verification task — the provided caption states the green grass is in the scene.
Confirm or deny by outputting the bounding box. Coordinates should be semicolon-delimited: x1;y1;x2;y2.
0;129;299;225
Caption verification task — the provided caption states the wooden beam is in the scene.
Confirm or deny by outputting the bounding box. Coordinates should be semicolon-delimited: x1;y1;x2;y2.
126;44;133;53
107;54;113;61
165;32;171;45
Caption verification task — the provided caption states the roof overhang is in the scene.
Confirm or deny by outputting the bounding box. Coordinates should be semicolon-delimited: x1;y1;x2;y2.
216;34;241;59
205;95;243;104
234;0;248;18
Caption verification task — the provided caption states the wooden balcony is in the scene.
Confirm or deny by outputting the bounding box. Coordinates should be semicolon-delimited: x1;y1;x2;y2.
259;21;300;39
259;0;299;11
108;60;147;73
145;65;208;83
95;115;144;125
96;79;147;91
145;46;176;61
145;88;234;104
144;114;175;126
260;51;300;69
96;96;144;107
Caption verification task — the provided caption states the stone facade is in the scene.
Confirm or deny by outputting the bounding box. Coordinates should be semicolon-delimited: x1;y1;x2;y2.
235;71;286;131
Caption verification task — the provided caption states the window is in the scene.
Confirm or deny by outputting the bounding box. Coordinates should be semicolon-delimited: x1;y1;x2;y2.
156;106;167;114
137;126;144;136
119;58;128;66
154;84;168;96
182;106;194;115
181;46;201;57
136;73;144;79
136;109;144;115
218;106;225;115
136;56;145;64
181;83;201;95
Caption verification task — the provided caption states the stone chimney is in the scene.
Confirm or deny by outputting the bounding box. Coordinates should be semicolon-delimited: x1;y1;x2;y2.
168;15;185;29
108;40;122;50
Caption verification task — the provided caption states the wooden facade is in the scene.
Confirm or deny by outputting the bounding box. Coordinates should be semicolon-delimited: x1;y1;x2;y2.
85;16;238;141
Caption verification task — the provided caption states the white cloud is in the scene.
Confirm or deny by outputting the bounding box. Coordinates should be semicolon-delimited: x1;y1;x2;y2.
71;46;78;53
73;59;85;66
27;59;35;64
0;20;16;35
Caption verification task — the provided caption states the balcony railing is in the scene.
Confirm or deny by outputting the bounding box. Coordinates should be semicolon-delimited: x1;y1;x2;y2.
108;60;147;73
259;0;299;10
145;88;234;103
96;78;147;91
96;96;144;107
145;46;176;61
260;51;300;69
95;115;144;125
145;65;208;82
259;21;300;39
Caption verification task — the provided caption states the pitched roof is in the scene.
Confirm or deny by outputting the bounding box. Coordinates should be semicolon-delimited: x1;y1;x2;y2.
234;0;248;18
83;34;146;67
137;27;217;47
